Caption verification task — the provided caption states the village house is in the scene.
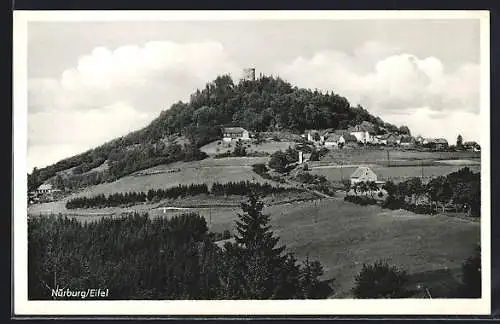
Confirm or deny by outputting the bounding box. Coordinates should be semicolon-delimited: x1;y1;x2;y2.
415;135;425;145
333;130;358;147
400;135;416;147
463;141;481;152
36;183;55;195
323;133;345;148
222;127;250;142
422;138;433;145
348;124;374;144
306;130;319;143
431;138;449;150
349;166;378;185
377;133;399;146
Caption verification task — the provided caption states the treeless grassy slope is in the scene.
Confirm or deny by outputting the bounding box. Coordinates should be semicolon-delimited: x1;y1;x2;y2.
263;199;480;298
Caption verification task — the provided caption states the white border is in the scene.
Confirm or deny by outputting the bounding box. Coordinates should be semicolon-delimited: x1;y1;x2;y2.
13;10;491;316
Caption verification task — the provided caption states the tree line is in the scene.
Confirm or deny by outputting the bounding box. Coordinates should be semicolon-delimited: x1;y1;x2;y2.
65;181;299;209
30;194;332;300
382;167;480;217
343;167;480;217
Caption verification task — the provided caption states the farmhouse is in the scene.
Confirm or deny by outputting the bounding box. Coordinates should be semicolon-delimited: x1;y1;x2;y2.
222;127;250;142
400;135;416;147
305;129;328;143
432;138;449;150
377;133;399;146
323;133;345;148
350;166;378;185
36;183;55;195
463;141;481;152
348;125;372;144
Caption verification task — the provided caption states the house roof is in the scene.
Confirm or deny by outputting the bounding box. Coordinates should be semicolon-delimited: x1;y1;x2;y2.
378;133;396;140
37;183;53;191
348;122;376;134
433;138;448;144
343;133;358;142
400;135;415;143
324;133;343;142
223;127;247;134
350;166;376;179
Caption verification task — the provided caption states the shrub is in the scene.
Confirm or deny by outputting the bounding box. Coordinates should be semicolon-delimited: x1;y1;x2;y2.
459;247;481;298
252;163;268;175
353;261;409;298
344;195;378;206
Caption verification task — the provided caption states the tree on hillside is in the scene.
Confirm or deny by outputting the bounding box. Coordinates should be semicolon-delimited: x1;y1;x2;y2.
353;260;409;298
269;150;294;174
358;182;369;197
398;125;411;136
457;134;464;149
368;181;379;198
342;180;351;195
309;149;320;161
223;193;332;299
299;255;333;299
459;246;481;298
233;140;247;157
232;193;285;298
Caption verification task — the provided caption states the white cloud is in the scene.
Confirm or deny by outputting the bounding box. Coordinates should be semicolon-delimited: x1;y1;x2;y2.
382;107;480;145
28;40;241;171
277;42;480;141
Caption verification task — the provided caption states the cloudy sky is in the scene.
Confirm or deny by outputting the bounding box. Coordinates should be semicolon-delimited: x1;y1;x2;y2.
27;18;482;171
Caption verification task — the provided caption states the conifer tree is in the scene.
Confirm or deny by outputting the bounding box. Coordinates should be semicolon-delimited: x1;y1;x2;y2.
234;193;286;298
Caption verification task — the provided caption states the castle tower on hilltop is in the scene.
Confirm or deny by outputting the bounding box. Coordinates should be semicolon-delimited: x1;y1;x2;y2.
242;67;256;81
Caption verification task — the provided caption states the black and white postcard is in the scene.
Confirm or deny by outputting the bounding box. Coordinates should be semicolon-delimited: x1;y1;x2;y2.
13;10;491;316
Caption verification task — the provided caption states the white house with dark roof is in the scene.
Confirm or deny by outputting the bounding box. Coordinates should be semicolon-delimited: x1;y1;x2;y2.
323;133;345;148
350;166;378;185
36;183;55;195
222;127;250;142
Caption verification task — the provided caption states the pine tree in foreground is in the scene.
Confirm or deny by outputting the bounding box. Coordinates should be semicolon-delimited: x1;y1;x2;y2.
227;192;332;299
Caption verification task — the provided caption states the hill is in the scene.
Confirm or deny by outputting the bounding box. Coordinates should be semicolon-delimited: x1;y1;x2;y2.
28;74;403;192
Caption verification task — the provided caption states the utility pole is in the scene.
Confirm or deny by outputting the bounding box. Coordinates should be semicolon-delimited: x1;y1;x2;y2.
340;161;343;181
421;160;424;179
387;150;390;167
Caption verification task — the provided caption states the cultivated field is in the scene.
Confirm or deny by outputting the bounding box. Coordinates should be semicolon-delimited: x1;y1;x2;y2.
320;148;481;165
200;140;296;156
71;157;272;196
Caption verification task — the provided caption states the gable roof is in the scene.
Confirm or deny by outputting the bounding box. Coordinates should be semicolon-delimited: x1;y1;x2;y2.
400;135;415;143
433;138;448;144
324;133;343;142
37;183;53;191
348;122;376;134
350;166;376;179
343;133;358;142
378;133;396;140
223;127;247;134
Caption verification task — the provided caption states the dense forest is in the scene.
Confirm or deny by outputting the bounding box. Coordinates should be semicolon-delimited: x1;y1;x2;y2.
65;181;301;209
28;74;398;191
29;194;333;300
